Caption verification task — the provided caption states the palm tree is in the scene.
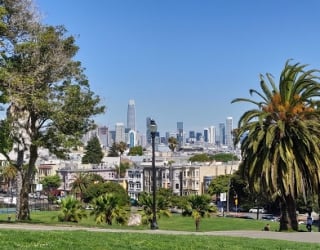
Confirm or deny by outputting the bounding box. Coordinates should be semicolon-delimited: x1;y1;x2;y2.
70;173;90;201
185;194;214;231
168;136;178;153
232;60;320;231
138;192;171;226
2;165;17;194
57;196;87;222
90;193;128;225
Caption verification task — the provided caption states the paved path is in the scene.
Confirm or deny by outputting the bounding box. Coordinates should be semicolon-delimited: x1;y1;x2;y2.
1;223;320;244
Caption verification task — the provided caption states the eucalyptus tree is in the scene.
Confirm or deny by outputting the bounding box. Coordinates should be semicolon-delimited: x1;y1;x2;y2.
0;0;104;220
232;61;320;231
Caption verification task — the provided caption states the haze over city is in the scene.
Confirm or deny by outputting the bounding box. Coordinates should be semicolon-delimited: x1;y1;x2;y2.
37;0;320;134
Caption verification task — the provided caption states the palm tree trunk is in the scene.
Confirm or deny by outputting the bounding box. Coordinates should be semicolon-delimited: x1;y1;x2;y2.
195;218;200;231
279;194;298;231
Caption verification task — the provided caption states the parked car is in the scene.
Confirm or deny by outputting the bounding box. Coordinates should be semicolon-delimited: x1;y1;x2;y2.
261;214;279;221
249;207;266;213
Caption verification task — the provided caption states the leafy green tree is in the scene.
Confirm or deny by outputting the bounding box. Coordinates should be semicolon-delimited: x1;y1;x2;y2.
83;181;129;206
90;193;128;225
189;153;210;162
0;1;104;220
40;174;62;193
56;195;87;223
232;61;320;231
128;146;143;156
207;175;231;195
82;136;104;164
210;153;239;162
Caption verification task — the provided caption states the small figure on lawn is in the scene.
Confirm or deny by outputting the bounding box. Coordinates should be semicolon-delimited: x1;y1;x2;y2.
263;224;270;231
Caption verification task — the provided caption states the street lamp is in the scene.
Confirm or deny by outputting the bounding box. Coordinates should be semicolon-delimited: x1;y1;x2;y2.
149;119;158;230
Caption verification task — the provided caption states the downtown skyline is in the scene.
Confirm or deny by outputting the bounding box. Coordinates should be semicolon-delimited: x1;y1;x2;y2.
37;1;320;133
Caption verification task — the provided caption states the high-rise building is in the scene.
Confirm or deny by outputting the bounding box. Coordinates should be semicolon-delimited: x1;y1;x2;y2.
97;126;108;148
203;128;209;142
218;123;225;146
225;117;233;148
115;122;125;143
177;122;184;146
127;99;136;131
208;126;215;144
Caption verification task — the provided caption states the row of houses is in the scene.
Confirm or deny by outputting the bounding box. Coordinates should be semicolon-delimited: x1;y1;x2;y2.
1;146;240;201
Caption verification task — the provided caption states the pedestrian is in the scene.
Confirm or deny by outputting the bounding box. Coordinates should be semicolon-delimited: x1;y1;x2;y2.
263;224;270;231
306;215;313;232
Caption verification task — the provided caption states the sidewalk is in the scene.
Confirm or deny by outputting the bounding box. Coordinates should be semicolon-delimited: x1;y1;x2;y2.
1;223;320;243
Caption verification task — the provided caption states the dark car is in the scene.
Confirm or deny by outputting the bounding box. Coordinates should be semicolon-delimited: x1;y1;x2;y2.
262;214;279;221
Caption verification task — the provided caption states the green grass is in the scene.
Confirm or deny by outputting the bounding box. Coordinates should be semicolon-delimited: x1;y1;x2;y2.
0;230;319;250
0;211;280;232
0;211;318;249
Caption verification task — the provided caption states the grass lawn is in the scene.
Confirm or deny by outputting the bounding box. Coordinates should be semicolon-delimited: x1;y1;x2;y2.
0;211;318;249
0;211;281;232
0;230;319;250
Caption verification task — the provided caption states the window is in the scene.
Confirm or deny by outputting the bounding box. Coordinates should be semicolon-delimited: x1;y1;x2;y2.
136;182;141;189
175;183;179;190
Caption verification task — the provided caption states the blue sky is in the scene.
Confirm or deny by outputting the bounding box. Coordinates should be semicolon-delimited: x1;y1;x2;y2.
37;0;320;135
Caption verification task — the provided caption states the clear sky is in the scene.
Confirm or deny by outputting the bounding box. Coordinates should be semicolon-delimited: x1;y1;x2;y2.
36;0;320;135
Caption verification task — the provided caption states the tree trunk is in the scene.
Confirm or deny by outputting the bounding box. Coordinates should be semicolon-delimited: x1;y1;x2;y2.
16;144;38;220
279;194;298;231
195;218;200;231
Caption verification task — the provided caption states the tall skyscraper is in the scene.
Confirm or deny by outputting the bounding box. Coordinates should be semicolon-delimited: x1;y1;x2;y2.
127;100;136;131
218;123;225;145
127;99;136;131
115;122;125;143
225;117;233;148
208;126;215;144
203;128;209;142
97;126;108;148
177;122;184;146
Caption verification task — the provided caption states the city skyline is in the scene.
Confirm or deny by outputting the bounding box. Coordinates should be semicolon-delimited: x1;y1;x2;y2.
108;98;232;136
37;1;320;133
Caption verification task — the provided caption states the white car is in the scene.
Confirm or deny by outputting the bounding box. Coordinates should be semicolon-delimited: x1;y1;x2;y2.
249;207;266;213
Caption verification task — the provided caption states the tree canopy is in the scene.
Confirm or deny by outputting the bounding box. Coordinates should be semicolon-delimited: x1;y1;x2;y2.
0;0;105;220
232;60;320;231
82;136;104;164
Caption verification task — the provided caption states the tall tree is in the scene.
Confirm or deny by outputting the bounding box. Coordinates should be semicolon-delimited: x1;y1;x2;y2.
232;61;320;231
82;136;104;164
0;1;104;220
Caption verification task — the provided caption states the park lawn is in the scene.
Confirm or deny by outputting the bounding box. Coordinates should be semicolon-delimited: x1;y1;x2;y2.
0;211;289;232
0;230;319;250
